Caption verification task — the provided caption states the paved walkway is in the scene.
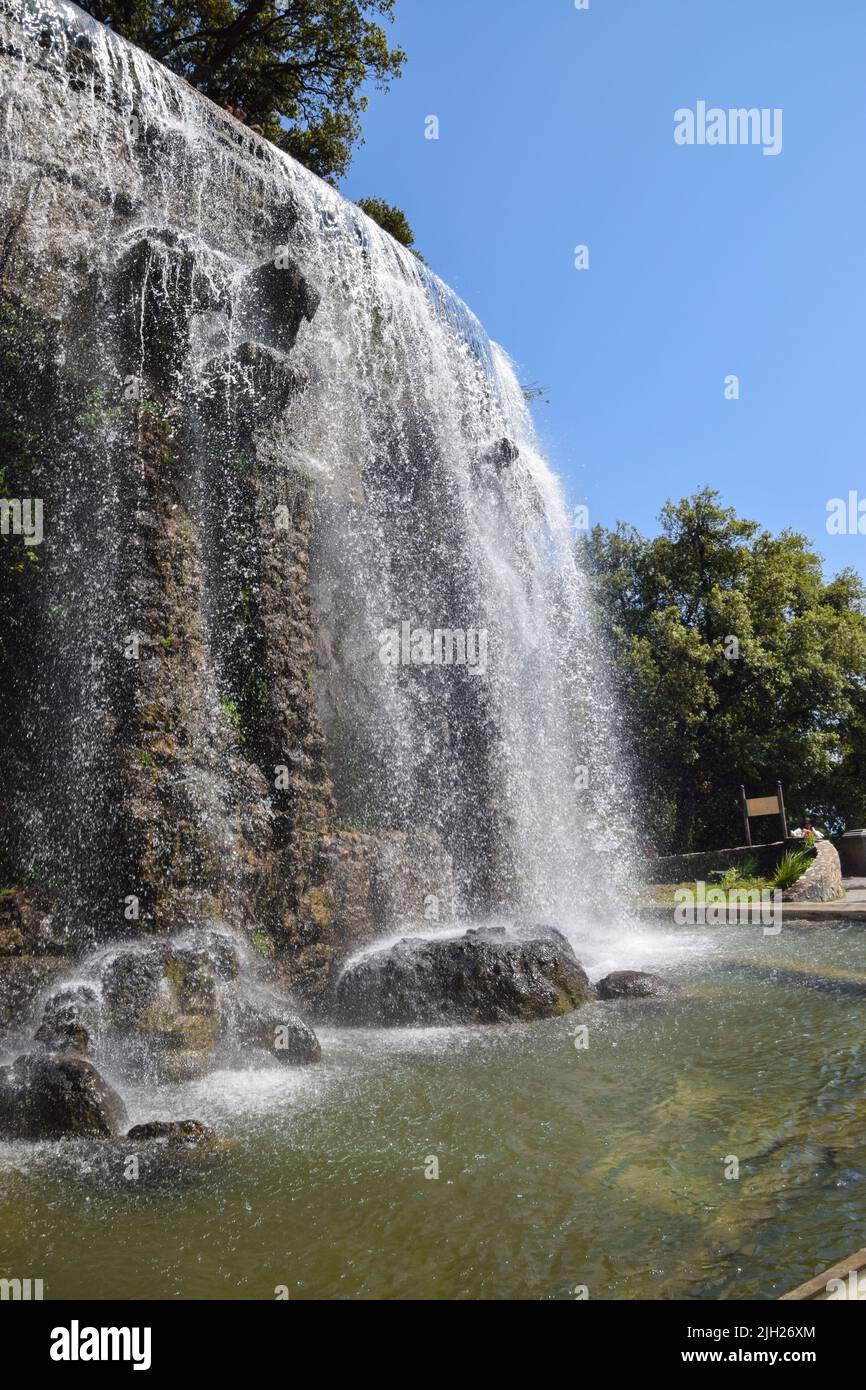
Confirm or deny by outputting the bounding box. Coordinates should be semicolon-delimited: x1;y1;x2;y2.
643;880;866;923
841;877;866;902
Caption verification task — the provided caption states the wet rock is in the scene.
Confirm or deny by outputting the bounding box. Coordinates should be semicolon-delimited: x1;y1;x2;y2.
84;930;323;1075
126;1119;218;1147
99;937;238;1056
151;1012;220;1053
319;830;456;978
0;1053;127;1140
111;227;227;388
100;949;164;1032
35;985;99;1055
0;891;30;956
165;947;219;1015
511;919;572;948
150;1052;210;1083
232;995;321;1063
0;922;25;955
201;341;304;432
0;957;69;1039
596;970;679;1001
484;437;519;473
100;955;213;1060
333;924;594;1026
236;256;321;355
0;889;67;956
368;832;457;937
197;932;241;982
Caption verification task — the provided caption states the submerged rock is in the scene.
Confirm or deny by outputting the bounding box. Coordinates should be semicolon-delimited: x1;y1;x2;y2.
333;924;594;1026
596;970;679;1001
126;1119;219;1147
0;1053;127;1140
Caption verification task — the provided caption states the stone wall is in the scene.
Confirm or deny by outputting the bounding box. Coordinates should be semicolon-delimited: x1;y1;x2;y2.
642;842;785;884
644;838;845;905
782;840;844;904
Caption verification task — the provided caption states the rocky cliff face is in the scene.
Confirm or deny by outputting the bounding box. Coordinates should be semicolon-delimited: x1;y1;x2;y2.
0;1;462;1024
0;265;455;1021
0;2;629;1040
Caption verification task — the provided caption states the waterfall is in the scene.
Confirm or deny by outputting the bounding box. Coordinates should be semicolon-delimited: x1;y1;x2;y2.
0;0;633;974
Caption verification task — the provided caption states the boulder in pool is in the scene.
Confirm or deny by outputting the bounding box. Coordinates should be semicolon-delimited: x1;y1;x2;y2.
333;923;594;1026
231;995;321;1064
0;1053;127;1140
596;970;679;1001
126;1119;219;1148
99;937;235;1060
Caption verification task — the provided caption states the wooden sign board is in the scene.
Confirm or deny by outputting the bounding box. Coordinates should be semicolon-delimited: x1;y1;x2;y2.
740;782;788;847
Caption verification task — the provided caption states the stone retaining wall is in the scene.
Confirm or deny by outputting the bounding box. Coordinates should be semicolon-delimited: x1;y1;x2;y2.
643;842;786;884
782;840;844;903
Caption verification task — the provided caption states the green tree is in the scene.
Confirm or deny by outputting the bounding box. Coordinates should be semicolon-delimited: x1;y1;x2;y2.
81;1;406;182
582;488;866;853
356;197;423;260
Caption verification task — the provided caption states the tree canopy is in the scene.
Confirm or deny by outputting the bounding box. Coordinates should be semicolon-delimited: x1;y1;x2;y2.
356;197;423;259
582;488;866;854
81;0;406;182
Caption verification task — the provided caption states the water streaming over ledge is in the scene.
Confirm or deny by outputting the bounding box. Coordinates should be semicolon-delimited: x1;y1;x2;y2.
0;0;633;940
2;3;866;1304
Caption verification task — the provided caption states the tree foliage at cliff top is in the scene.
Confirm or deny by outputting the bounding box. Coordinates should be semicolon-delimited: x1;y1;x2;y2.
356;197;424;260
81;0;405;181
582;488;866;854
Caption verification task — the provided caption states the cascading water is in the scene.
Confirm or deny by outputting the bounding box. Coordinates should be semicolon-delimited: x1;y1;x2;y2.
3;0;860;1310
0;0;634;1072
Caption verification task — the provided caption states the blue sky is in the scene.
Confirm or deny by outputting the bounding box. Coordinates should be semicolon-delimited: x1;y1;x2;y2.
342;0;866;579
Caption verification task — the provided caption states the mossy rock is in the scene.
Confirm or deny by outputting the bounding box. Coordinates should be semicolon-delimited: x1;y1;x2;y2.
0;1053;127;1140
333;923;594;1027
126;1119;221;1149
139;1003;219;1053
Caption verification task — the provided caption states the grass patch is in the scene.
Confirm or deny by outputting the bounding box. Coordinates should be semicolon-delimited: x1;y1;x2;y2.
645;879;774;906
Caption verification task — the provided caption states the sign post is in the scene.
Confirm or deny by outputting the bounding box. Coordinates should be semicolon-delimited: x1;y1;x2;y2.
776;780;789;841
740;785;752;846
741;784;788;845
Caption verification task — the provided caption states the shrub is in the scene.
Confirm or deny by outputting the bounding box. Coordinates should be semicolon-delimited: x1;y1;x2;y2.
356;198;424;260
771;850;814;891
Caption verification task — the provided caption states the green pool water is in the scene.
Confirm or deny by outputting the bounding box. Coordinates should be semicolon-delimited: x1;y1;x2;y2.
1;919;865;1300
